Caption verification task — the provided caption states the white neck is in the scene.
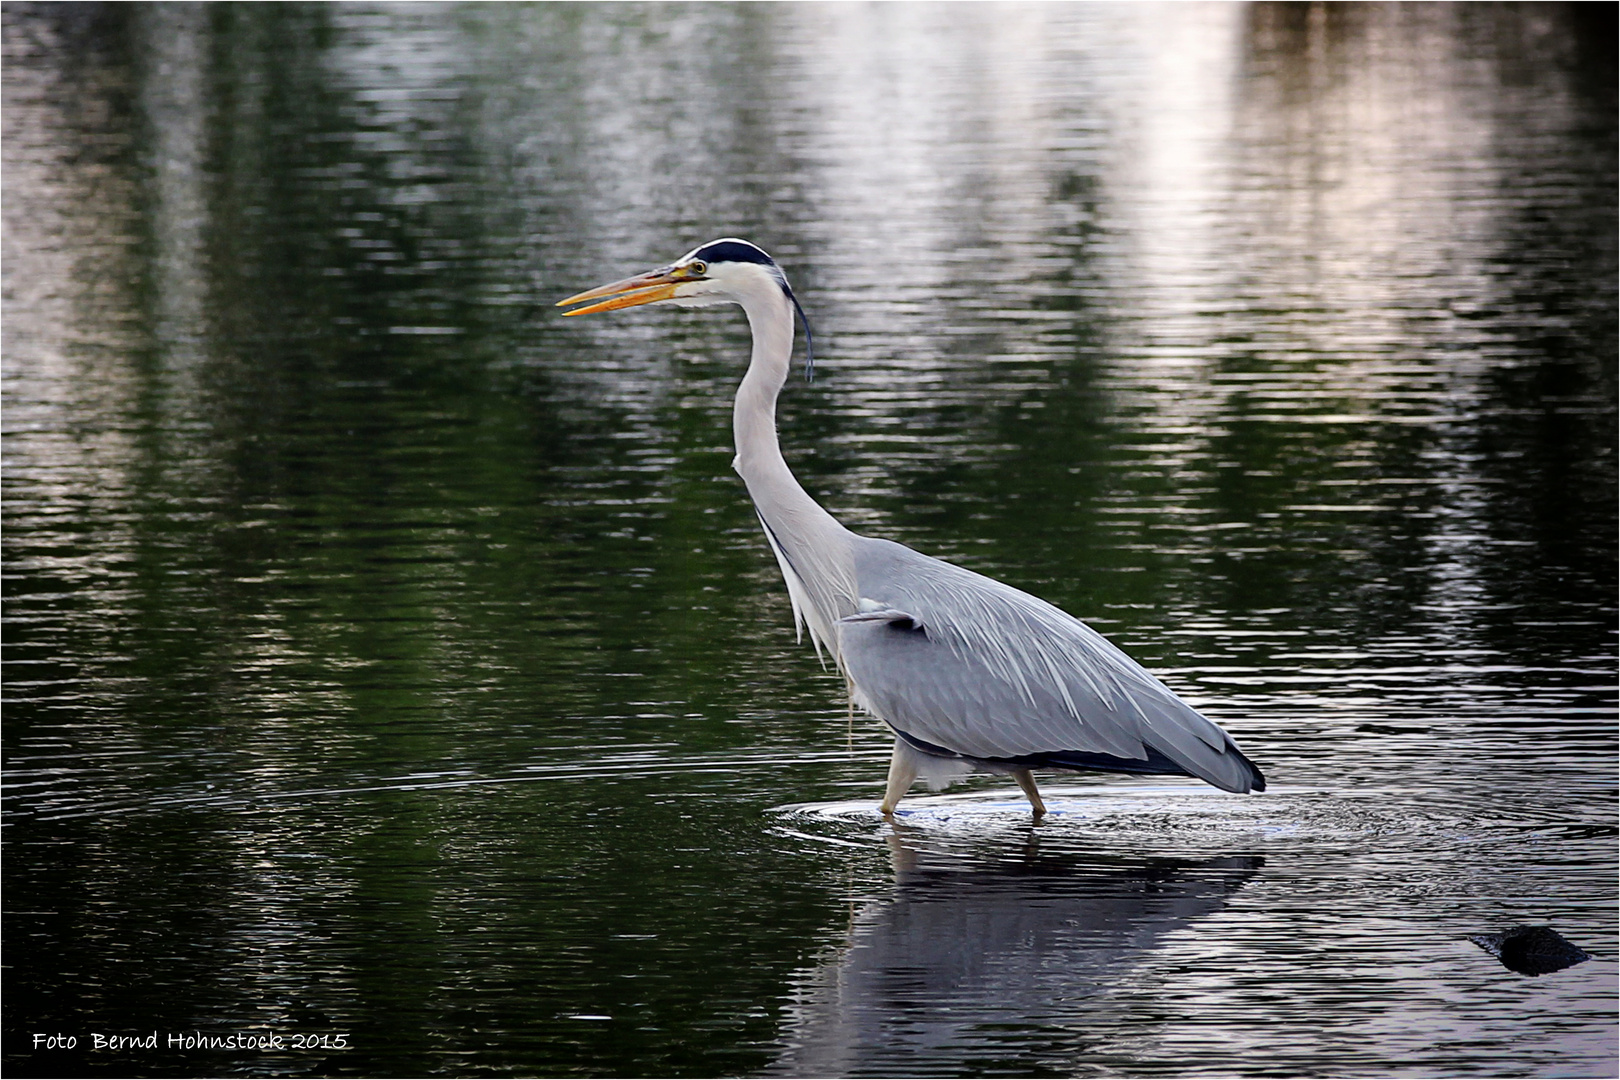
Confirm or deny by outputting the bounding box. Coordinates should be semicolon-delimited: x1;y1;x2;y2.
730;281;827;525
729;277;856;646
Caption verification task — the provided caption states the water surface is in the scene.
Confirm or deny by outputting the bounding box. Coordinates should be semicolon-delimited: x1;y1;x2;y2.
4;3;1615;1076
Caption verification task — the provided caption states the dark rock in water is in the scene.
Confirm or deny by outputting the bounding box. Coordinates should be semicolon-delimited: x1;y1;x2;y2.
1468;925;1593;976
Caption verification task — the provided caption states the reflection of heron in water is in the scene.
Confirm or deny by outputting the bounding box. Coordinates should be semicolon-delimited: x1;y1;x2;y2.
769;833;1262;1077
559;240;1266;817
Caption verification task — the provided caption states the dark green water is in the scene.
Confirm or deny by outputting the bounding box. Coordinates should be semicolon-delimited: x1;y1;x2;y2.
4;3;1615;1076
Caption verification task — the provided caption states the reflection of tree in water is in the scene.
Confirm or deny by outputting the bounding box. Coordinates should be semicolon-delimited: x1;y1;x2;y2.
771;836;1262;1077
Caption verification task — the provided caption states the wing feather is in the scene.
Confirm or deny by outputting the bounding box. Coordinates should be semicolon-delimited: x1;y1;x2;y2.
838;537;1261;793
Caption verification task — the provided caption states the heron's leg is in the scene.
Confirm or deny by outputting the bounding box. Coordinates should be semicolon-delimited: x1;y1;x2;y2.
879;738;920;816
1012;769;1046;818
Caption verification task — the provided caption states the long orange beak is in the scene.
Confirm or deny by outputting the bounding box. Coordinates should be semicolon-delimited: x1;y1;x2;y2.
556;265;693;316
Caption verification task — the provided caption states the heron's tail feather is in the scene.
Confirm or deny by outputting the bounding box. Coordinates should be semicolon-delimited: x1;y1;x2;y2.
1128;694;1267;793
1022;740;1264;793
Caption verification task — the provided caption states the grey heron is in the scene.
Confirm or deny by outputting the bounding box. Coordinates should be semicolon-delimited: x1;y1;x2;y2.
558;238;1265;816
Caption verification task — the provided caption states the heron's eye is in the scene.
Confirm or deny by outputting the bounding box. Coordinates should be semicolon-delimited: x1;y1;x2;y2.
688;260;708;276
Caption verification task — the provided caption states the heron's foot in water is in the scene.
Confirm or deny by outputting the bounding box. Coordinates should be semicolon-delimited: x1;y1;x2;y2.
880;737;924;817
1013;769;1046;818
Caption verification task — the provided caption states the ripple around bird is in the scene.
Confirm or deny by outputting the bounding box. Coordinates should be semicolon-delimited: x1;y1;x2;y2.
773;782;1497;847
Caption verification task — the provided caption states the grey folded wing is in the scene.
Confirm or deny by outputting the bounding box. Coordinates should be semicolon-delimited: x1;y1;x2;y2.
838;537;1263;793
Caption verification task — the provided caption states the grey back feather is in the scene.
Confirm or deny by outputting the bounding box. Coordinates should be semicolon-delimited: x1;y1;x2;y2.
835;537;1259;793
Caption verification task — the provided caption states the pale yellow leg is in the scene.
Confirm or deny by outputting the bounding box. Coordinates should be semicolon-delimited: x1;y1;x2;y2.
880;739;920;816
1013;769;1046;818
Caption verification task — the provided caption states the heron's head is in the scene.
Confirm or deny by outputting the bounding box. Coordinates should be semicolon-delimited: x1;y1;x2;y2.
558;237;814;375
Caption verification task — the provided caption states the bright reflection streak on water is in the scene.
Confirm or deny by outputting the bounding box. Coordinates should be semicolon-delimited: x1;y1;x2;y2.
3;3;1616;1077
